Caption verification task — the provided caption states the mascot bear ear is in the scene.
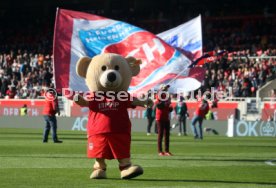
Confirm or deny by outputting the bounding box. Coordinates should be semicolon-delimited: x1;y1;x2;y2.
76;56;91;78
126;56;141;77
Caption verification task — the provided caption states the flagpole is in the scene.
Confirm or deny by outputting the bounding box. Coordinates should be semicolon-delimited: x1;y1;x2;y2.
166;53;208;87
53;7;60;89
166;65;190;86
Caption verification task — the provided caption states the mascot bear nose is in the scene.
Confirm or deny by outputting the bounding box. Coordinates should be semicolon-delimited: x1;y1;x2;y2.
107;72;116;82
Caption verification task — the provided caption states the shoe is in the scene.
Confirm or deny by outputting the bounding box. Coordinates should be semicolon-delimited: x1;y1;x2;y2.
90;169;107;179
43;140;48;143
158;152;165;156
184;133;188;136
146;133;151;136
54;140;63;143
194;135;199;139
164;152;173;156
178;133;182;136
121;165;143;179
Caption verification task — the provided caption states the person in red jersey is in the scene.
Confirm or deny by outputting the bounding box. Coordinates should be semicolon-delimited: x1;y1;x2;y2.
42;84;62;143
155;84;173;156
191;98;209;140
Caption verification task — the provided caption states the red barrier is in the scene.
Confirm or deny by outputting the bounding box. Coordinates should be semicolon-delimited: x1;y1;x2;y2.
262;102;276;120
0;99;239;120
0;100;45;116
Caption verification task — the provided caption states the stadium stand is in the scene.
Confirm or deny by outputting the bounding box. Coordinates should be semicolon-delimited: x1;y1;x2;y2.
0;0;275;99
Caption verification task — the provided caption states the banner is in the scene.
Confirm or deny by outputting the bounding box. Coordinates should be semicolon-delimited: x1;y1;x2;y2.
71;101;238;120
196;50;227;66
262;102;276;120
53;9;205;95
0;100;44;116
228;120;276;137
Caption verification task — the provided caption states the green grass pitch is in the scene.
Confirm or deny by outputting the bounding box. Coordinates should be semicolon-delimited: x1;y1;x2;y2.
0;128;276;188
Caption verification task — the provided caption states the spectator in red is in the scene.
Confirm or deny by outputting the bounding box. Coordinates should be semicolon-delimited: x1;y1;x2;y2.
191;99;209;140
217;81;226;92
5;85;16;99
155;84;173;156
42;84;62;143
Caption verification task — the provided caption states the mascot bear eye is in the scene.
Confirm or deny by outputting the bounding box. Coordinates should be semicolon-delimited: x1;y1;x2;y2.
101;65;107;71
114;65;120;71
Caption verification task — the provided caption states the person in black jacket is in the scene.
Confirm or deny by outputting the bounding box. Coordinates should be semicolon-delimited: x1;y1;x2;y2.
172;96;189;136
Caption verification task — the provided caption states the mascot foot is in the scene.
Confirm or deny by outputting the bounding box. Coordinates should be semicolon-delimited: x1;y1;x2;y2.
90;169;107;179
121;165;143;179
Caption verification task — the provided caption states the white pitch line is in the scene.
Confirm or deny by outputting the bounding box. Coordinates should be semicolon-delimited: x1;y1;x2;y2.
265;159;276;166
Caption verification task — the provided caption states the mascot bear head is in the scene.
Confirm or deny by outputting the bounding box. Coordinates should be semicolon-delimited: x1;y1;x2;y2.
76;53;141;92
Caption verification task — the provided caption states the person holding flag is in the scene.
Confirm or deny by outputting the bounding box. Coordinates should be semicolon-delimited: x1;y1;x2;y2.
155;84;173;156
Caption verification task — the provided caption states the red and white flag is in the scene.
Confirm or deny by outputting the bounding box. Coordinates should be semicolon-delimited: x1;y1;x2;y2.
53;9;204;94
158;15;203;61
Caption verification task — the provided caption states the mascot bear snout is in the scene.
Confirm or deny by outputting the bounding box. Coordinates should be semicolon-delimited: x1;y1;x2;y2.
100;69;122;88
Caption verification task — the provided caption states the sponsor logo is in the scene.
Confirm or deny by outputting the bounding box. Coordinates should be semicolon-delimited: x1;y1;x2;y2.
72;117;88;131
260;121;276;136
98;102;120;111
236;120;276;137
236;121;258;136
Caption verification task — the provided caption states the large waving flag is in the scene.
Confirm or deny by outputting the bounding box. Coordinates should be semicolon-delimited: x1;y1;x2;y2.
53;9;203;94
157;15;202;61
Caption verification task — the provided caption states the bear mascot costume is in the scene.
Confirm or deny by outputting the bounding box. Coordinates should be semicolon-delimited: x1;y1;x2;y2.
73;53;152;179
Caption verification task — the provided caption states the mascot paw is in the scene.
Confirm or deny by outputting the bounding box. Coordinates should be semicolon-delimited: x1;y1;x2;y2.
90;169;107;179
121;165;143;179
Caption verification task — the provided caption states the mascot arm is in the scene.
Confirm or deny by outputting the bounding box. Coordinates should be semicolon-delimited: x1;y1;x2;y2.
132;97;153;108
73;94;89;107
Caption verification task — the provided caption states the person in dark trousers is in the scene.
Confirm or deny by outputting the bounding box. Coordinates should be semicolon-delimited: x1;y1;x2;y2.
155;84;173;156
146;105;155;135
172;96;189;136
42;86;62;143
145;91;154;135
191;99;209;140
152;104;158;134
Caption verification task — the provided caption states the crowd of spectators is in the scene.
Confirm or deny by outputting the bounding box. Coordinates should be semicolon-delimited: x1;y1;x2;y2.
0;1;275;100
201;49;276;98
0;48;275;100
0;50;53;99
